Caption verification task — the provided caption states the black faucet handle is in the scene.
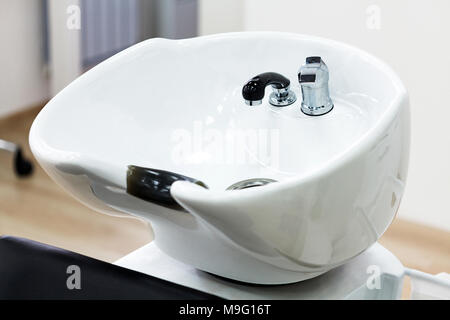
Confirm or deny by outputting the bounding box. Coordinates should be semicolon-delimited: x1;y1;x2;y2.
242;72;296;107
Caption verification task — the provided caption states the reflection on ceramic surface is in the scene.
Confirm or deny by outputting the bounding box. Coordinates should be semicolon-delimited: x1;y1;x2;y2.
30;32;410;284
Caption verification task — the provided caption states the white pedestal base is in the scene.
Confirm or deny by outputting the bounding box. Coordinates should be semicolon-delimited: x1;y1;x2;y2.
115;242;405;300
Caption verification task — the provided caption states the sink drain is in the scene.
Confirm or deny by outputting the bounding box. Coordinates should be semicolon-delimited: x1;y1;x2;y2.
226;178;277;190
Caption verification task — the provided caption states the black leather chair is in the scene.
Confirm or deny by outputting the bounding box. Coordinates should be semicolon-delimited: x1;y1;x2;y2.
0;236;219;299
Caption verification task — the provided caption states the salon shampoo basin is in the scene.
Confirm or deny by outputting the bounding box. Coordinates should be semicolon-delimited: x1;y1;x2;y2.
29;32;410;284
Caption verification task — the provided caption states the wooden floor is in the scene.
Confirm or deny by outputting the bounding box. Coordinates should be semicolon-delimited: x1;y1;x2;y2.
1;105;449;297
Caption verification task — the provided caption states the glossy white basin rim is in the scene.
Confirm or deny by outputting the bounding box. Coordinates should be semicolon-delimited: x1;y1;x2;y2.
30;32;410;284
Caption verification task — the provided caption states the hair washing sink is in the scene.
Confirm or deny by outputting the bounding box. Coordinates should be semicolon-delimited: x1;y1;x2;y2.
29;32;410;284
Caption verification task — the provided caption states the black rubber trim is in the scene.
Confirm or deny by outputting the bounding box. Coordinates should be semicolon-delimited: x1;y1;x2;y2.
306;56;322;64
126;166;207;207
298;74;316;83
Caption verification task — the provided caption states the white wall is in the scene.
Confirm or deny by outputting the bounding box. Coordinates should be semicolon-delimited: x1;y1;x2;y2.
200;0;450;231
199;0;243;35
0;0;154;113
48;0;82;96
0;0;49;117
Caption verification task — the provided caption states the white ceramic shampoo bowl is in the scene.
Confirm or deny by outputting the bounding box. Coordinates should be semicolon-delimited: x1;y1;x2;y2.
30;32;410;284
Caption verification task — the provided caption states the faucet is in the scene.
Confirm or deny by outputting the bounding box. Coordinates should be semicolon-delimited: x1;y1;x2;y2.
298;56;334;116
242;72;297;107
